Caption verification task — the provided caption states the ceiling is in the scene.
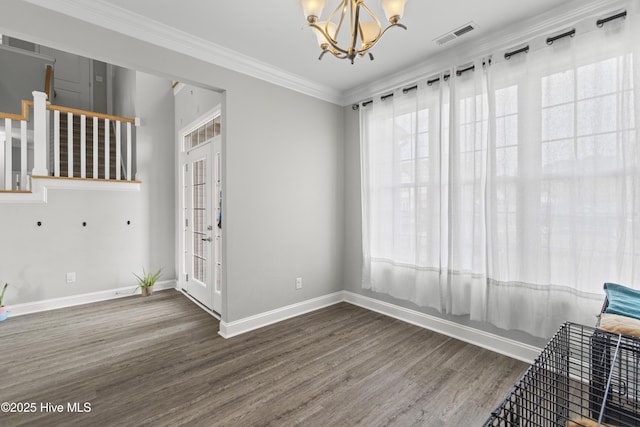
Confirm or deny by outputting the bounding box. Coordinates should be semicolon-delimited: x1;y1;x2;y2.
22;0;614;103
99;0;570;91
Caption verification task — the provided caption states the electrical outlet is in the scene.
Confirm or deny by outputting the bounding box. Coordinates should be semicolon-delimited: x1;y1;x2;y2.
66;272;76;284
296;277;302;290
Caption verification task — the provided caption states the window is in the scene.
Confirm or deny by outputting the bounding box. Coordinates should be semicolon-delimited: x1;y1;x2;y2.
360;16;639;338
183;115;221;152
539;56;636;288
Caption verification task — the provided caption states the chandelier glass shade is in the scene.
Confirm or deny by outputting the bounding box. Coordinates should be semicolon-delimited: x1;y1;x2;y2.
300;0;408;63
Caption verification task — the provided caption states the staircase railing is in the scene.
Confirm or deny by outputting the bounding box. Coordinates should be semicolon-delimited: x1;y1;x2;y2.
51;103;136;181
0;96;37;191
0;91;139;191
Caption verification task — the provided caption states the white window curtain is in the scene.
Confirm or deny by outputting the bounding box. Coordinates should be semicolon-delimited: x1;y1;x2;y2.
361;5;640;339
361;79;448;312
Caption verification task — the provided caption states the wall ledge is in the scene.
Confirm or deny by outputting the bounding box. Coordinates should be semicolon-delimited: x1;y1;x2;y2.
0;176;141;203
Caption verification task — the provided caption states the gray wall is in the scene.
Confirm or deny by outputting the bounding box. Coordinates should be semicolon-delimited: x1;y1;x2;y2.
343;106;364;301
0;0;344;324
112;66;135;118
0;45;53;114
222;77;344;321
0;69;175;306
111;66;137;178
0;190;144;303
174;84;222;131
135;72;176;280
92;59;108;113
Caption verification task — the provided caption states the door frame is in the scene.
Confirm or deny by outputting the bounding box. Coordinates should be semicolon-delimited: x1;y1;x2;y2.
176;106;222;317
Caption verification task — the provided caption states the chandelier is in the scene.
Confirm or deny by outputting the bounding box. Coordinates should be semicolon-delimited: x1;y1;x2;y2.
300;0;408;64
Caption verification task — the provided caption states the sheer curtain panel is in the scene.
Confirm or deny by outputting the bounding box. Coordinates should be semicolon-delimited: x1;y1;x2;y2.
360;4;640;339
361;83;447;311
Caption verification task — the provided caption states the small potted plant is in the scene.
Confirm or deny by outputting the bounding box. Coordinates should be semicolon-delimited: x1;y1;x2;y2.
134;268;161;297
0;283;8;321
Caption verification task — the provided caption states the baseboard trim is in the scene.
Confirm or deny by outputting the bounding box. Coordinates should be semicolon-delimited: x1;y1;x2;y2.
342;291;541;364
218;291;344;339
217;290;541;363
8;280;177;317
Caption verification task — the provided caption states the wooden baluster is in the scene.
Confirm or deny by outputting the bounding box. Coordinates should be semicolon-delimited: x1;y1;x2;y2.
115;120;121;181
93;117;98;179
80;114;86;179
104;119;110;180
3;119;11;190
67;112;73;178
126;122;132;181
54;110;60;177
20;120;27;190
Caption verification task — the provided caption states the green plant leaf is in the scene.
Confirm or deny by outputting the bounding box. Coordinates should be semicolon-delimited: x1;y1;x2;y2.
133;268;162;288
0;283;8;307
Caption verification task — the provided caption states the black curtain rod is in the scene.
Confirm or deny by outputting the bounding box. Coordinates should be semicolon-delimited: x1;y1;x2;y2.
456;65;475;76
504;45;529;60
427;73;451;85
597;10;627;27
356;11;626;111
402;85;418;94
356;84;418;108
546;28;575;45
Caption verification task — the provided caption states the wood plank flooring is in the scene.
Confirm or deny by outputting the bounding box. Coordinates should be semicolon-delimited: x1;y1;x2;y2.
0;291;527;426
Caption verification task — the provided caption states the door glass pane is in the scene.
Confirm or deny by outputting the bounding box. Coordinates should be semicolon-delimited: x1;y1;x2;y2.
183;116;220;152
182;164;188;275
192;158;207;284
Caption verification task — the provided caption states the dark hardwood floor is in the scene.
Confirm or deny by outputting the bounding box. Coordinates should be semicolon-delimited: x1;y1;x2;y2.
0;290;527;426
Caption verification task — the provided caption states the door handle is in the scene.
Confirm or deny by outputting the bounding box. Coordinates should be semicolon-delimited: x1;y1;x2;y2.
201;237;212;242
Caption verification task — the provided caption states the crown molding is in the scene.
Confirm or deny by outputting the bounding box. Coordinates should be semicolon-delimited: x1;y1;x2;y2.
20;0;631;107
23;0;344;105
342;0;631;105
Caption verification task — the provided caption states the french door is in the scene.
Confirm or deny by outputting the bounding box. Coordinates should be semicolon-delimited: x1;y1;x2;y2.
182;141;221;314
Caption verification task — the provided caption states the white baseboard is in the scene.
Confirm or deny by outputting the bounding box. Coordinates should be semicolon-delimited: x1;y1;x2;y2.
218;291;344;339
343;291;541;364
8;280;176;317
217;290;541;363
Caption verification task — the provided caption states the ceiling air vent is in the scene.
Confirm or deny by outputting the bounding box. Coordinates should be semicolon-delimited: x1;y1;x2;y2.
434;22;477;46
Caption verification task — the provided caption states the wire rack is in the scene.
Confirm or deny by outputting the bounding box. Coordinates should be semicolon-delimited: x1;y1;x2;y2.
485;322;640;426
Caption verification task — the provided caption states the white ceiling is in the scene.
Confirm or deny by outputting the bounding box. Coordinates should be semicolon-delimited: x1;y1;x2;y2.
99;0;570;92
22;0;620;103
